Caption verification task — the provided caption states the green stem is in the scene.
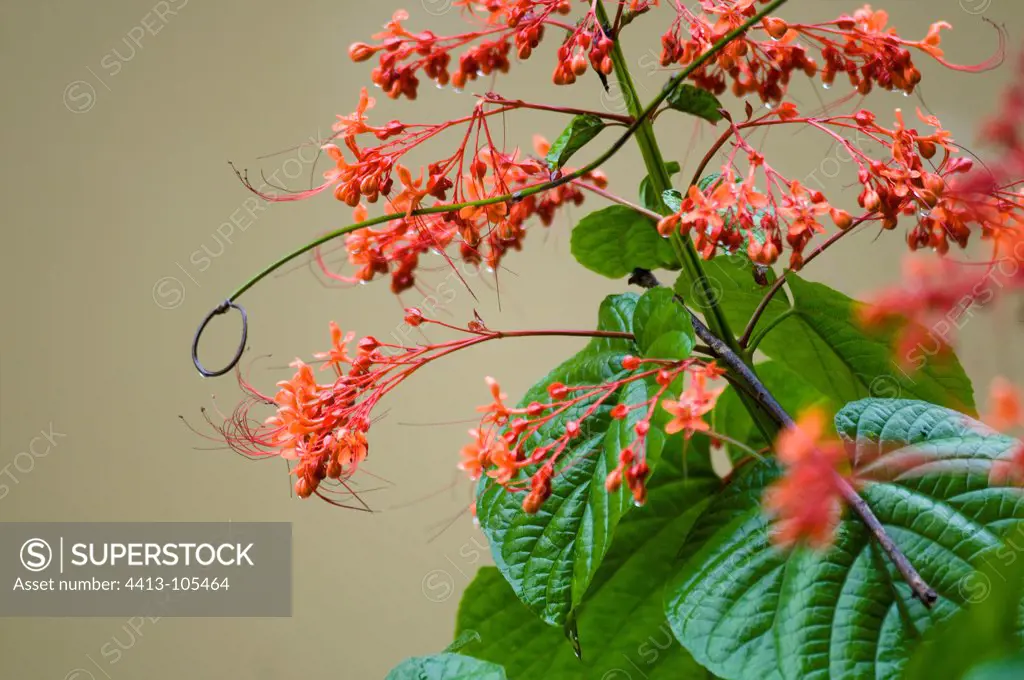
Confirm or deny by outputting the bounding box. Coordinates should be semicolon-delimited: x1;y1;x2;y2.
598;0;781;441
746;308;795;354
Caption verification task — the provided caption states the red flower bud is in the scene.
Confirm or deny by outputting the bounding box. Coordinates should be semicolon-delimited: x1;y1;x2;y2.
548;383;569;400
348;42;375;63
404;308;424;326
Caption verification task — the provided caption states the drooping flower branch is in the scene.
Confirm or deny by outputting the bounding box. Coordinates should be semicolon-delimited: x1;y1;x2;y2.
661;3;1003;104
656;102;1016;270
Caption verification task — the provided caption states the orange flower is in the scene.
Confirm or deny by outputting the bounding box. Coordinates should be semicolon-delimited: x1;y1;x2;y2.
314;322;355;372
333;87;377;140
764;408;851;549
458;429;494;481
486;440;518;485
459;181;509;224
476;376;511;425
661;370;725;437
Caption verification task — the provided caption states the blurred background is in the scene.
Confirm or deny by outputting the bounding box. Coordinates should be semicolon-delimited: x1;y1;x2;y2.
1;0;1023;677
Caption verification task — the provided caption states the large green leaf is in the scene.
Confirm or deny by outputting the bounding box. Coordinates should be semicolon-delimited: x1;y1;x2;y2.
546;114;606;170
385;653;506;679
570;206;677;279
679;254;784;333
763;276;974;412
459;450;718;678
679;257;976;413
666;398;1024;680
712;360;831;461
476;294;645;626
903;538;1024;680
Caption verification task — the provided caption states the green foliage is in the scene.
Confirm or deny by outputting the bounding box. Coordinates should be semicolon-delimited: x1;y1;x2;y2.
665;399;1024;680
633;288;696;360
476;290;698;626
457;450;718;678
475;294;639;626
687;256;976;412
665;84;725;123
903;538;1024;680
546;114;606;170
385;653;507;679
570;206;677;278
712;360;831;460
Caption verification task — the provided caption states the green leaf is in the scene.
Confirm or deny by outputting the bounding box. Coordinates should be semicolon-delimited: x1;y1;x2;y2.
663;189;683;213
476;294;647;626
385;653;507;680
640;161;681;212
675;253;780;321
666;398;1024;680
759;275;976;413
633;288;696;360
570;206;678;279
712;360;831;461
546;114;606;170
903;536;1024;680
665;84;724;123
680;257;976;414
459;449;718;678
964;654;1024;680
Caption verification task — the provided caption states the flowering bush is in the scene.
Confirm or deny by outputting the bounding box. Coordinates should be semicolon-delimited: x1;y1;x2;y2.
194;1;1024;677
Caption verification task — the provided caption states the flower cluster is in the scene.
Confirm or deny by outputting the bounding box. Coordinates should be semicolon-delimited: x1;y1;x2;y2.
656;102;1013;269
216;309;728;509
347;2;630;100
244;90;606;294
660;3;1001;105
764;408;854;549
462;360;725;512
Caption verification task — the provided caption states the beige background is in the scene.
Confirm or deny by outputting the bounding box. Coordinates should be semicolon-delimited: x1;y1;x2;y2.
1;0;1023;678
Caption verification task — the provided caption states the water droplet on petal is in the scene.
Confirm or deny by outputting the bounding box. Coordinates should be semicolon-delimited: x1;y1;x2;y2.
822;83;831;90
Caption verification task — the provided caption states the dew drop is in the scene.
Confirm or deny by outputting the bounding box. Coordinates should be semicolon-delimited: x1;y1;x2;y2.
435;81;444;90
453;87;464;94
822;83;831;90
633;499;646;508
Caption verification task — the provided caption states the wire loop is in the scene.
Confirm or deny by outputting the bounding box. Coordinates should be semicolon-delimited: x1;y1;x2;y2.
192;300;247;377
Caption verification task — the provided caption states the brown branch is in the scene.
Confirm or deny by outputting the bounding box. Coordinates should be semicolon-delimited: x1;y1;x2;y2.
629;267;939;608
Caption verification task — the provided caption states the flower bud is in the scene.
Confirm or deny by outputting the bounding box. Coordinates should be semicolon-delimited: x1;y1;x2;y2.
830;208;853;230
762;17;789;40
348;42;375;62
404;308;424;326
548;382;569;400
